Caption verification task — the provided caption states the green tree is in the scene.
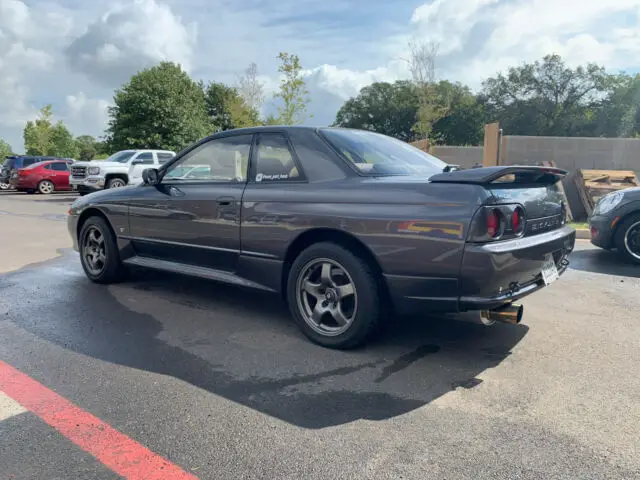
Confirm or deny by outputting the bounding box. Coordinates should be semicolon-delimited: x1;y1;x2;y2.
593;74;640;137
274;52;310;124
334;81;419;141
24;105;54;155
0;138;13;160
480;54;611;136
106;62;211;152
75;135;97;161
431;81;485;145
50;122;78;158
204;82;260;131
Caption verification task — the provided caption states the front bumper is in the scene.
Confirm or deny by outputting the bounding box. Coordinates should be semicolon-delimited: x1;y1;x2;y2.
67;214;80;252
70;176;105;192
588;214;615;249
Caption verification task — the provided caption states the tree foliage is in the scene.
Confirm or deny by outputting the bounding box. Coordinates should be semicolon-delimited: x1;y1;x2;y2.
23;105;79;157
0;138;13;160
334;81;419;141
480;54;611;136
334;80;484;145
75;135;98;161
274;52;310;125
106;62;211;152
204;82;260;132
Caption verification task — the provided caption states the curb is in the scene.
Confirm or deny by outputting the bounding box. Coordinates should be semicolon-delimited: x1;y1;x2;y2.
575;228;590;240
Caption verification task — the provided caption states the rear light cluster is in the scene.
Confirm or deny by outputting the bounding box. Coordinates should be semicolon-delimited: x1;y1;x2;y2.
469;205;526;242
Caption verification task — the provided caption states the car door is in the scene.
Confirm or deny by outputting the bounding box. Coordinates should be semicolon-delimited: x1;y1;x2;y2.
48;162;71;189
127;134;253;272
127;151;155;185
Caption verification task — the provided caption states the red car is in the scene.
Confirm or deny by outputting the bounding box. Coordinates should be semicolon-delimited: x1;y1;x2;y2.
10;160;74;194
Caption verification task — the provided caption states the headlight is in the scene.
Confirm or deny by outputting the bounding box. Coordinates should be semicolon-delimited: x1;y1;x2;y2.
594;191;623;215
88;166;101;175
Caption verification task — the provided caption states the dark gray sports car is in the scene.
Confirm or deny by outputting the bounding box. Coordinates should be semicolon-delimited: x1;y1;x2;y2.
67;126;576;349
589;187;640;263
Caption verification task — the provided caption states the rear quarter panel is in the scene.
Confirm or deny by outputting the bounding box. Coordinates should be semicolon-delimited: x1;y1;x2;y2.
240;178;486;297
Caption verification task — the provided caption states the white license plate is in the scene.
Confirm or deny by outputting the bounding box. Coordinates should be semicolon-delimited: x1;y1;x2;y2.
72;185;77;190
541;255;559;285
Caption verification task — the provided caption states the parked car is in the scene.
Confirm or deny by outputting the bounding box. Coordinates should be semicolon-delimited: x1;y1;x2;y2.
10;159;74;194
67;127;576;349
69;149;176;195
589;187;640;264
1;155;73;189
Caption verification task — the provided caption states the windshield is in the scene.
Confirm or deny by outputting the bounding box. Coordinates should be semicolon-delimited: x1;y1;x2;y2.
107;151;136;163
321;128;447;176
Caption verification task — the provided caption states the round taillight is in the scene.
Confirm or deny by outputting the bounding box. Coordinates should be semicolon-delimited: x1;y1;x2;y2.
487;209;501;238
512;207;524;234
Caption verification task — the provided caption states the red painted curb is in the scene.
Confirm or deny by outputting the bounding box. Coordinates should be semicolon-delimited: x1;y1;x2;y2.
0;361;198;480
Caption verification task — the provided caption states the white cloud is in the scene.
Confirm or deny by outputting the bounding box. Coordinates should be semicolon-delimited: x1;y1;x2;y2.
2;0;640;149
63;92;110;138
65;0;197;87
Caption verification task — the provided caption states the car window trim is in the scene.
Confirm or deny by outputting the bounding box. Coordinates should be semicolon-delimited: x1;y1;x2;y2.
158;134;255;186
249;132;308;184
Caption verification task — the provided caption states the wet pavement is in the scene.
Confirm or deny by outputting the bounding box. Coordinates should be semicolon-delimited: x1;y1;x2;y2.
1;191;639;479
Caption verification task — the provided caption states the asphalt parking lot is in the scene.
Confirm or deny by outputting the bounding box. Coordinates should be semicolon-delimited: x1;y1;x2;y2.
1;191;639;479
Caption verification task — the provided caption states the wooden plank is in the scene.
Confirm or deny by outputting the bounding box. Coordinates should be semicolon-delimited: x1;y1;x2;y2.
574;169;593;216
483;122;500;167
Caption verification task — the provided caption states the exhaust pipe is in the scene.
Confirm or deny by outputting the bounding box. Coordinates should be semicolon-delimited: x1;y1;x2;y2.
480;303;523;325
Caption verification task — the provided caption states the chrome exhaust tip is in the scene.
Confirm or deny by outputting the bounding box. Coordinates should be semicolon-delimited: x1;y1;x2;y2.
480;303;523;325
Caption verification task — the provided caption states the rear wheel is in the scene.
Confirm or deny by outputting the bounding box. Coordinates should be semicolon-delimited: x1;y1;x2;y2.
287;242;381;349
615;213;640;264
79;216;126;283
38;180;54;194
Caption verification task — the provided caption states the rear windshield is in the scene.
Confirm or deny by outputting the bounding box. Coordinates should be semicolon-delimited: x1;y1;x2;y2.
2;158;15;169
321;128;447;176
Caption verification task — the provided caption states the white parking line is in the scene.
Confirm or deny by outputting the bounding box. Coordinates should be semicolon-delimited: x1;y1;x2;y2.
0;390;26;421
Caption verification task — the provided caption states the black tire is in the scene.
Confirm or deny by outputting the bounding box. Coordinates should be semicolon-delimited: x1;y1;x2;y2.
614;212;640;264
287;242;381;349
78;216;126;283
79;191;89;196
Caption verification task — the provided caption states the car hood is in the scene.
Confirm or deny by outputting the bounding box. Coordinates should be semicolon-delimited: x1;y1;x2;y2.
72;161;126;169
69;184;139;214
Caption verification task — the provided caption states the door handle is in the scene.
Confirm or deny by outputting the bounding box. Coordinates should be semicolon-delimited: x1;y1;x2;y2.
216;196;234;206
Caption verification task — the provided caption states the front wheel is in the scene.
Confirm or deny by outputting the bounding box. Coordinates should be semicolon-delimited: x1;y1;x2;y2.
79;216;126;283
106;177;126;189
615;213;640;264
287;242;381;349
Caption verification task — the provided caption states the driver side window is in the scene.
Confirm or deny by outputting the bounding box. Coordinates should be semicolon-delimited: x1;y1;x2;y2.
163;135;253;183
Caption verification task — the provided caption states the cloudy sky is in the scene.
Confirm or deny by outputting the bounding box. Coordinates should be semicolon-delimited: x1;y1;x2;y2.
1;0;640;152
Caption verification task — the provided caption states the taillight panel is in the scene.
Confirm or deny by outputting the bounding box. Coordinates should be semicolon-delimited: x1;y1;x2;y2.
468;204;527;243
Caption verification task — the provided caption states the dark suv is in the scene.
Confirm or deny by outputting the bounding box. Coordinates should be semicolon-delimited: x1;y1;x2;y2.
1;156;73;188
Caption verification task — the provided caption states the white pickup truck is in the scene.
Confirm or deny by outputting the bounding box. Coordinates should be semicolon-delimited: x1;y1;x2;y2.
69;149;176;195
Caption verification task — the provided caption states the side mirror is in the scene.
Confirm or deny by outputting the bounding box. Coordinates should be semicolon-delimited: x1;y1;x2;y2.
131;159;144;165
142;168;160;185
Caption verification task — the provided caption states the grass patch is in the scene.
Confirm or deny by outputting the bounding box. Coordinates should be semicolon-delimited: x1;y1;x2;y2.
569;221;589;229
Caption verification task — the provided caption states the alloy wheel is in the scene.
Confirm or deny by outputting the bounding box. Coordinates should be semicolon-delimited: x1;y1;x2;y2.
109;179;125;188
296;258;358;336
624;221;640;261
39;180;54;194
83;226;107;275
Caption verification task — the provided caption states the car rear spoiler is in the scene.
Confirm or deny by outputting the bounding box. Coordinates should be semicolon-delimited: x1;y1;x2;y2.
429;165;568;185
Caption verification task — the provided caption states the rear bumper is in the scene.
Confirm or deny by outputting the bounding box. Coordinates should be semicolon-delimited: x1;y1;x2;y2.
386;226;575;314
